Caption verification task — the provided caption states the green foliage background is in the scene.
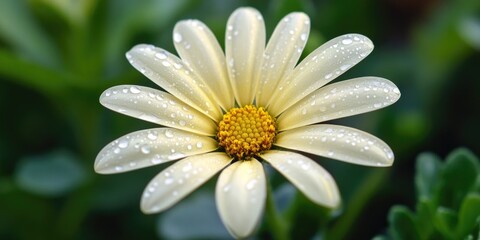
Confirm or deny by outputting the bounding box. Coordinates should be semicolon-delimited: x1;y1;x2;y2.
0;0;479;239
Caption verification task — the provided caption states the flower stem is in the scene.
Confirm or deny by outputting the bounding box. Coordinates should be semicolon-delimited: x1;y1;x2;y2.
266;182;290;240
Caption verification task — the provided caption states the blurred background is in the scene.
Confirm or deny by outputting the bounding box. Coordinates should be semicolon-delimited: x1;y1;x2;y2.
0;0;479;239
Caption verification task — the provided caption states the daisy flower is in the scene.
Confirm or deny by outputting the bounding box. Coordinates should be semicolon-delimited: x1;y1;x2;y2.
95;7;400;238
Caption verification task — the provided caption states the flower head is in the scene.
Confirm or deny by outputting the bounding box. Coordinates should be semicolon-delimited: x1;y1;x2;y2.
95;7;400;238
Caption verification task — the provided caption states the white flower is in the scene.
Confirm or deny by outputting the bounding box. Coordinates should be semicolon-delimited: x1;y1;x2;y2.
95;7;400;239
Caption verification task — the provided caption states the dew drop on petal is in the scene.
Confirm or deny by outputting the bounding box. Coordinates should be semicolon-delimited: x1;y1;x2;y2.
342;38;353;45
129;86;141;94
147;131;158;140
246;179;257;190
118;139;129;148
141;146;151;154
196;142;203;149
173;32;182;43
165;130;174;138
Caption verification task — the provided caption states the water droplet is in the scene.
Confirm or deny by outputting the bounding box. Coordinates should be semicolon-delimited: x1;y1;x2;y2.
328;151;334;156
118;139;129;148
302;108;307;115
168;152;186;160
141;146;151;154
373;103;382;108
162;61;171;67
147;132;158;140
223;184;231;192
164;178;173;185
340;64;351;71
342;39;353;45
179;120;186;126
393;88;400;94
174;32;182;43
246;179;257;190
165;130;174;138
300;33;307;41
113;148;120;154
155;51;167;59
105;90;111;97
324;73;333;79
182;163;192;172
196;142;203;149
129;86;141;94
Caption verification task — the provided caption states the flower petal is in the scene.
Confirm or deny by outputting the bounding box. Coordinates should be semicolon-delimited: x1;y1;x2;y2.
216;160;266;238
226;7;265;106
141;152;232;213
256;12;310;107
95;128;218;174
268;34;374;116
275;124;394;166
261;150;340;208
127;44;222;120
277;77;401;130
173;20;234;111
100;85;216;136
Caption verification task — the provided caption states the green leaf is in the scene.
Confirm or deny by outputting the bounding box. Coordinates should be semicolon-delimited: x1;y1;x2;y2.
388;206;420;240
14;150;87;197
415;152;442;199
416;197;436;239
439;148;480;209
456;194;480;239
435;207;458;239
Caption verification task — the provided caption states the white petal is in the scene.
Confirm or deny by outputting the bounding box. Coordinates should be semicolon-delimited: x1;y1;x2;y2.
257;12;310;107
260;150;340;208
141;152;232;213
277;77;401;130
174;20;234;111
100;85;216;136
275;124;394;166
95;128;218;174
226;7;265;106
268;34;374;116
216;160;266;238
126;44;222;120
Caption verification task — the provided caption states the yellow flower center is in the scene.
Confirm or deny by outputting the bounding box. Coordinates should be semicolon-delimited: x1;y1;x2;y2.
217;105;276;159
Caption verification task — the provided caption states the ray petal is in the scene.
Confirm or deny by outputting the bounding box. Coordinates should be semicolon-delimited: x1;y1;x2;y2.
268;34;374;116
174;20;234;110
100;85;216;135
95;128;218;174
275;124;394;166
261;150;340;207
225;7;265;106
141;152;232;213
277;77;401;130
216;160;266;238
127;44;222;120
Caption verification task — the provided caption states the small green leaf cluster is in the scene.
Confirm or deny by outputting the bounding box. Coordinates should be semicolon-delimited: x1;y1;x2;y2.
377;148;480;240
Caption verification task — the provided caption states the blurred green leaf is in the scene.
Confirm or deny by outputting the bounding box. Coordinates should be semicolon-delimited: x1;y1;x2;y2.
388;206;420;240
439;148;480;209
0;0;60;67
14;150;87;197
157;192;231;239
416;198;436;239
459;16;480;50
415;152;442;199
456;194;480;238
435;207;457;239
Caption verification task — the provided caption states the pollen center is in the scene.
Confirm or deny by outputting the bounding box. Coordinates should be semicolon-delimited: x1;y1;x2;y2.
217;105;276;159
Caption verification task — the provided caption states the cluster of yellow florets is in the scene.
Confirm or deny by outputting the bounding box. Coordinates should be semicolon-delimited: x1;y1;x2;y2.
217;105;276;159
